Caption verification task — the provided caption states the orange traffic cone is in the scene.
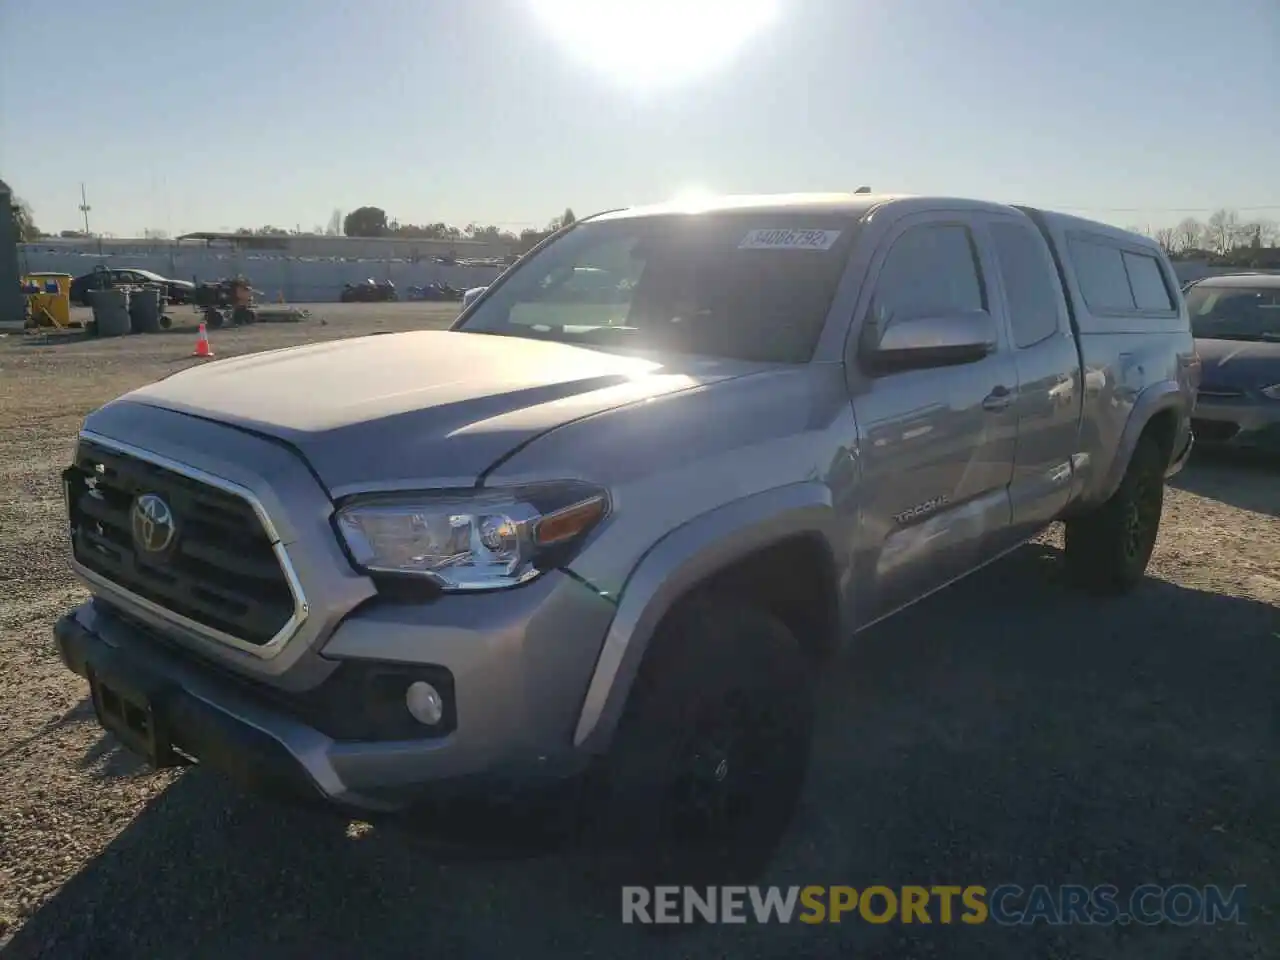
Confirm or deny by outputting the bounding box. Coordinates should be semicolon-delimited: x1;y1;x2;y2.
192;322;214;358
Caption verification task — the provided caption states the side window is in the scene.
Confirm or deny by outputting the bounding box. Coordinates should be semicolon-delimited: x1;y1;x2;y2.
1122;252;1174;312
512;234;641;327
1069;238;1135;312
990;222;1063;347
873;224;985;324
534;237;639;299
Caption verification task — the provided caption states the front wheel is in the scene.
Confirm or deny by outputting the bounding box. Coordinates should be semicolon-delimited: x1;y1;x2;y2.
584;598;813;886
1064;434;1166;593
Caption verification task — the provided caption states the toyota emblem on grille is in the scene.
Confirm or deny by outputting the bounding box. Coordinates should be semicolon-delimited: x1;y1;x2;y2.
132;493;177;554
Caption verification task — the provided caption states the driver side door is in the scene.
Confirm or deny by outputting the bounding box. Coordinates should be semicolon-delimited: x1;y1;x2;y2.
847;214;1019;626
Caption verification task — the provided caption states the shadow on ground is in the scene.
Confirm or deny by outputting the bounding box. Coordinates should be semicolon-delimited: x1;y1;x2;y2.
1170;451;1278;517
0;700;94;764
5;544;1277;960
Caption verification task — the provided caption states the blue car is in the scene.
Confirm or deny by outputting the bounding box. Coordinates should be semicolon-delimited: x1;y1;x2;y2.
1186;273;1280;451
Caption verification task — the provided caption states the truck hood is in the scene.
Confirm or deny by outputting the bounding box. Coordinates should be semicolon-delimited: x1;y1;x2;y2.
120;330;764;493
1194;337;1280;388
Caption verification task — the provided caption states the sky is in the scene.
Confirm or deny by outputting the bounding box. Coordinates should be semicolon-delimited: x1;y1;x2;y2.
2;0;1277;237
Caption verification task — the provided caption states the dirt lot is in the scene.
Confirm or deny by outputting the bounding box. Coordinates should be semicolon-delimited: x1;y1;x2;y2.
0;303;1276;959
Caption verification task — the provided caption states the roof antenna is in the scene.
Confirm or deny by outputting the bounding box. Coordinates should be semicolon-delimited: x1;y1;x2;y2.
854;186;871;194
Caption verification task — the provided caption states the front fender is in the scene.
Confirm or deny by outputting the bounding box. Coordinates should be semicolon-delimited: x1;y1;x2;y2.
571;481;844;753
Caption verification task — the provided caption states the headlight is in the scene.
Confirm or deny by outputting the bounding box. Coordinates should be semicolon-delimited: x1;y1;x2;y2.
1261;384;1280;401
334;484;609;591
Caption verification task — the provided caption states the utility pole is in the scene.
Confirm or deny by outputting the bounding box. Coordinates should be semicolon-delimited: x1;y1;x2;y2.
79;183;104;258
79;183;91;235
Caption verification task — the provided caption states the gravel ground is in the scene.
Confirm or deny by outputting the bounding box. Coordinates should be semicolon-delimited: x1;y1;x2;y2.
0;303;1276;959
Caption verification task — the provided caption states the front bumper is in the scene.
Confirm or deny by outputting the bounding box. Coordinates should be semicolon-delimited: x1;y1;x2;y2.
56;571;616;812
1191;397;1280;450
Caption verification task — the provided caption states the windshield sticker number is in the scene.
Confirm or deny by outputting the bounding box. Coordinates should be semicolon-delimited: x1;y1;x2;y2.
738;228;842;251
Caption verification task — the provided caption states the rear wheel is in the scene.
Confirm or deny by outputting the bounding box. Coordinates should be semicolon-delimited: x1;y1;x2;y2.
1064;434;1165;593
585;597;813;886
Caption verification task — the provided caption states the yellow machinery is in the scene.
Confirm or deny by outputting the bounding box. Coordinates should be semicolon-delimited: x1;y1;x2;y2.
22;272;76;328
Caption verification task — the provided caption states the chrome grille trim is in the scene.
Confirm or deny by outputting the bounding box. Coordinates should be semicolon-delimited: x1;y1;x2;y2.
68;430;310;659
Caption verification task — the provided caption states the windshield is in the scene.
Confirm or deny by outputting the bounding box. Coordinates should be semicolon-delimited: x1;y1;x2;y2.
1186;284;1280;341
456;214;859;363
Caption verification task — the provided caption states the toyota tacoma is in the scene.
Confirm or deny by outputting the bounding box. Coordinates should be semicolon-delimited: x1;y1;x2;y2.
55;193;1198;880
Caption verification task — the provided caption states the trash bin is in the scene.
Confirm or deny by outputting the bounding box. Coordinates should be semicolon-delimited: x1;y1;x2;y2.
128;284;164;333
92;287;132;337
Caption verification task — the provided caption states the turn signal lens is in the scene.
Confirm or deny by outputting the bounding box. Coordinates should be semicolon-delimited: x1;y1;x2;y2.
533;495;609;546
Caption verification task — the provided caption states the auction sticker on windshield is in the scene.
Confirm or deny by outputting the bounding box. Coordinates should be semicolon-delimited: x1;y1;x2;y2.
739;228;843;251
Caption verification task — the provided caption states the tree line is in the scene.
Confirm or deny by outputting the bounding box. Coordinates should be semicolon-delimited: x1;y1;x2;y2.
338;205;577;252
1129;209;1279;265
8;193;578;254
11;188;1277;265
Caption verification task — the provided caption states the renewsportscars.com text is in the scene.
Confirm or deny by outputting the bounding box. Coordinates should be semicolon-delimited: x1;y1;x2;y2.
621;884;1248;926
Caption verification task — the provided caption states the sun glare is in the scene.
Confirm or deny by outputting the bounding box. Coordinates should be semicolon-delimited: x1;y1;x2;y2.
529;0;780;88
669;185;719;208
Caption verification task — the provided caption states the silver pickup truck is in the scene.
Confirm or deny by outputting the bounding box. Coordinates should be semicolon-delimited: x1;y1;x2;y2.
55;193;1198;881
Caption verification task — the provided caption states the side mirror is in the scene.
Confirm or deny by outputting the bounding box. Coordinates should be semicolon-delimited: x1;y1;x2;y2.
864;310;998;373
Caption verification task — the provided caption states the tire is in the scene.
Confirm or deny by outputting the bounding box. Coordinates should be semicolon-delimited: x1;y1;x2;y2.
1064;434;1165;593
204;307;224;329
584;597;814;887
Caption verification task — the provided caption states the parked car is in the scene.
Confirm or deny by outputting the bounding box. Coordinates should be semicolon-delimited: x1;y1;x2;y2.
1184;272;1280;450
54;193;1196;883
461;284;487;308
407;282;463;302
339;278;397;302
70;268;195;306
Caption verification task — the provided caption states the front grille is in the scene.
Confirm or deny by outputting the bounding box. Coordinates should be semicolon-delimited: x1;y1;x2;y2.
1191;419;1240;443
66;439;297;648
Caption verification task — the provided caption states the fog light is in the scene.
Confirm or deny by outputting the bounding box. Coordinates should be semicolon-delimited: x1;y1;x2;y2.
405;681;444;726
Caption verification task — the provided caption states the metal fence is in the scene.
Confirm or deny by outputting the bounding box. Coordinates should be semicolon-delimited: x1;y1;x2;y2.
18;248;504;303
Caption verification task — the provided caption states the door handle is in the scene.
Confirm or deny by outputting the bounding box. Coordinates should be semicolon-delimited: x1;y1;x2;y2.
982;386;1013;412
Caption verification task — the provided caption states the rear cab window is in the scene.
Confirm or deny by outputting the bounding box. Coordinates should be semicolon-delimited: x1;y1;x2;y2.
1067;234;1180;327
1070;239;1135;312
1122;252;1174;311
